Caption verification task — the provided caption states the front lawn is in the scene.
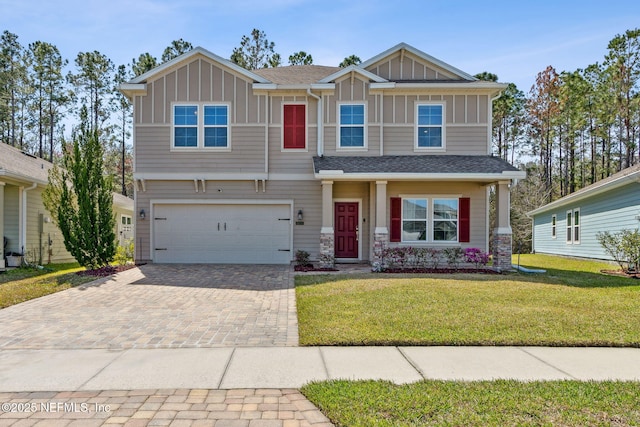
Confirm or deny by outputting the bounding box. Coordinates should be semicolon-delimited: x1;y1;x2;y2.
296;254;640;346
0;263;94;308
301;380;640;426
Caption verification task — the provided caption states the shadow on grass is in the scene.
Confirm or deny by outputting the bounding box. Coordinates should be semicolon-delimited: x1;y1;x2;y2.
295;267;639;289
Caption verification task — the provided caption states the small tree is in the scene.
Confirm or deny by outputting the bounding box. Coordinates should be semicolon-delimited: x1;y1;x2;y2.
597;230;640;272
45;109;116;269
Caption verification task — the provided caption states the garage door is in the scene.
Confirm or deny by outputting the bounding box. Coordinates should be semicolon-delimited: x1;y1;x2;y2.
153;204;292;264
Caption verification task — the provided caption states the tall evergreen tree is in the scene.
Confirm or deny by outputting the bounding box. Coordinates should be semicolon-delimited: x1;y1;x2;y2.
339;55;361;67
161;39;193;63
46;107;116;269
68;51;114;132
288;51;313;65
111;64;132;196
230;29;280;70
0;31;26;147
131;52;157;77
28;41;68;160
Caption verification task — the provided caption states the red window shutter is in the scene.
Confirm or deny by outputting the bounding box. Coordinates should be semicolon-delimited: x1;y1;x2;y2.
390;197;402;242
283;105;305;149
459;197;470;242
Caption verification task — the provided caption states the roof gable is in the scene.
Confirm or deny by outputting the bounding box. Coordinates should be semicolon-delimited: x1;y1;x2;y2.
361;42;477;82
318;65;388;84
129;47;271;84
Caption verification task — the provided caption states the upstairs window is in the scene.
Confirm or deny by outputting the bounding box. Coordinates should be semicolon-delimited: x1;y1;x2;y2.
173;104;229;149
174;105;198;147
339;104;365;148
416;103;444;149
283;104;306;149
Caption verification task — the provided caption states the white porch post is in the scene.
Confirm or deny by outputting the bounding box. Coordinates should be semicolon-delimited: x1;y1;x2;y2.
319;180;334;267
493;181;513;270
373;181;388;268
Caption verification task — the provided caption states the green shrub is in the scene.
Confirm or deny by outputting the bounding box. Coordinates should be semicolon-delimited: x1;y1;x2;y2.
596;229;640;271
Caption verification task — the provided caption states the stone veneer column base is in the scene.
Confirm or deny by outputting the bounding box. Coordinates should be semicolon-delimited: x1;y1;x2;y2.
492;232;513;271
319;232;335;268
372;233;389;271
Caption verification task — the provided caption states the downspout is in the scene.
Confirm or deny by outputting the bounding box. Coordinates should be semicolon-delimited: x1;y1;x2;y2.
307;89;323;156
21;182;37;254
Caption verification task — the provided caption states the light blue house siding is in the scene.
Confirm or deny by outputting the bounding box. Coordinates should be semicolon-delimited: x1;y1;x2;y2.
532;182;640;260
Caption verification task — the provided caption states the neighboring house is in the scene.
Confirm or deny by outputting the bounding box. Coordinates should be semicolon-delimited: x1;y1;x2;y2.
529;164;640;260
0;142;134;268
120;43;525;268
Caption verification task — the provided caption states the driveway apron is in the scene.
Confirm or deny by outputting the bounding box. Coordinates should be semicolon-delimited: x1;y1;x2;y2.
0;264;298;349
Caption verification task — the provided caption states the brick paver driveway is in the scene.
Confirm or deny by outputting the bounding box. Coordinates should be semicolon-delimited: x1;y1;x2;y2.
0;264;298;349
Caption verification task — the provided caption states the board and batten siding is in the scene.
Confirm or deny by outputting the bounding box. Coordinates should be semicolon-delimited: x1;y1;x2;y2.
365;51;461;81
533;183;640;260
134;180;322;263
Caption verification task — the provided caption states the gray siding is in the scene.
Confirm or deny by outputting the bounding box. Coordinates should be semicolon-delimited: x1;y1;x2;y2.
3;185;19;253
533;183;640;260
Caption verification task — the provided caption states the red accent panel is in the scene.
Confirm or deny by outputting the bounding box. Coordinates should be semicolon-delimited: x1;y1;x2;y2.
390;197;401;242
459;197;470;243
283;105;305;149
335;202;359;258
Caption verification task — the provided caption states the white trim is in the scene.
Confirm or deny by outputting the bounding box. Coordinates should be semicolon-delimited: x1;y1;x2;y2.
170;102;232;151
337;102;368;151
333;198;363;261
129;47;270;85
133;172;317;181
398;194;461;243
281;101;309;152
149;199;294;263
360;43;477;81
566;210;573;244
414;101;446;152
318;65;388;84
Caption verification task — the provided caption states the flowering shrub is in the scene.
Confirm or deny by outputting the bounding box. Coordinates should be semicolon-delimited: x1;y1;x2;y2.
443;247;464;269
464;247;490;269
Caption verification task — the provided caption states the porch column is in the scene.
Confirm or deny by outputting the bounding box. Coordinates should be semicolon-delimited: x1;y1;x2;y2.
493;181;513;270
319;180;334;267
0;182;4;269
373;180;388;269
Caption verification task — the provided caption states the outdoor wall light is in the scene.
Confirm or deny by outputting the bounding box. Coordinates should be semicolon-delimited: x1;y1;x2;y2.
139;209;146;220
297;209;303;221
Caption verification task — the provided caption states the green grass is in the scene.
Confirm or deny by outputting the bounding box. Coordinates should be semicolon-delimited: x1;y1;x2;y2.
301;380;640;426
296;254;640;346
0;263;94;308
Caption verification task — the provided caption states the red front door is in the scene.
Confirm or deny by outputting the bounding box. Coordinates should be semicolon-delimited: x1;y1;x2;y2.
335;202;358;258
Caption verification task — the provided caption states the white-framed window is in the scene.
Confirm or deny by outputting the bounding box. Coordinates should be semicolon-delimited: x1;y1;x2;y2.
566;208;580;244
415;102;445;151
551;214;557;238
401;197;459;243
172;103;230;150
338;103;366;149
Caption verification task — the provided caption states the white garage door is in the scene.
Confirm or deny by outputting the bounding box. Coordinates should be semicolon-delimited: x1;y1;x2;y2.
153;204;292;264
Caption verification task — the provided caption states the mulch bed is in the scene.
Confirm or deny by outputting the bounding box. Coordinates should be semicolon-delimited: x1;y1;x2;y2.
601;269;640;279
76;264;138;277
382;267;500;274
294;265;339;272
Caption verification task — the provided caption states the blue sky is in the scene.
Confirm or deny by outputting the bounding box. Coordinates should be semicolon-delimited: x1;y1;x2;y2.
1;0;639;92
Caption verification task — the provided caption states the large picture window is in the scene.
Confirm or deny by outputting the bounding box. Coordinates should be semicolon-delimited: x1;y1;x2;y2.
339;104;365;148
416;103;444;149
173;104;229;149
399;197;459;242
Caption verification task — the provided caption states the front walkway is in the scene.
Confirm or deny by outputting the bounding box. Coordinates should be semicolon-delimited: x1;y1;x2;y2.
0;264;298;349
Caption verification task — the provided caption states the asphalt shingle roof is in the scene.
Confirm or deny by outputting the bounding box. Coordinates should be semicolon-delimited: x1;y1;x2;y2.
253;65;341;84
0;142;53;183
313;155;521;174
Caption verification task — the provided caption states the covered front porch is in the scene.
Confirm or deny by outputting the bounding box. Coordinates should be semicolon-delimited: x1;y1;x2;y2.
313;155;526;270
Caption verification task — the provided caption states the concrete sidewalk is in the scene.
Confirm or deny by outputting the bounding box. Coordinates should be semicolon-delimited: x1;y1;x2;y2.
2;346;640;392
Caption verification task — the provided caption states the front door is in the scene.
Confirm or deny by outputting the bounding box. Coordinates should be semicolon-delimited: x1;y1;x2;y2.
335;202;358;258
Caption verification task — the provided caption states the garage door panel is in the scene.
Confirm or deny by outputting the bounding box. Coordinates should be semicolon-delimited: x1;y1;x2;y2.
153;204;291;264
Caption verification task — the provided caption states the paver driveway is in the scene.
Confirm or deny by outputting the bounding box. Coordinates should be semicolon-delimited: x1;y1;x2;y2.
0;264;298;349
